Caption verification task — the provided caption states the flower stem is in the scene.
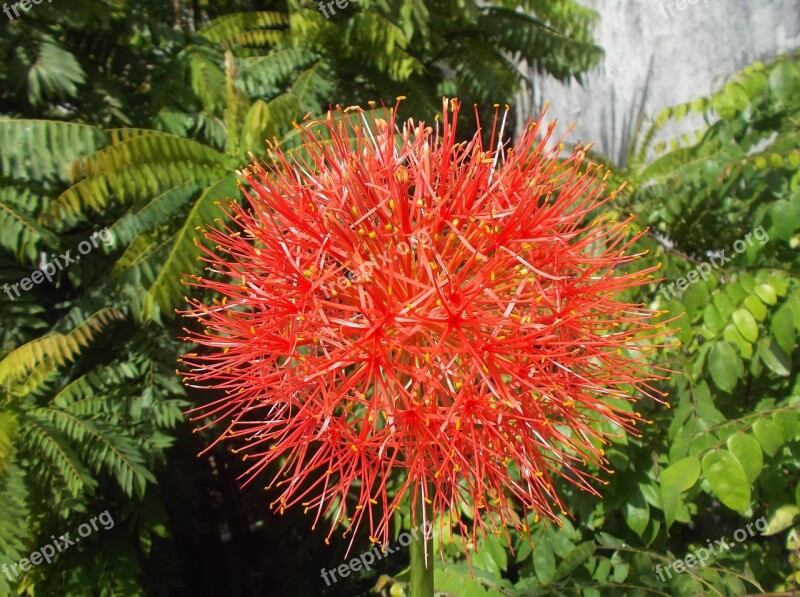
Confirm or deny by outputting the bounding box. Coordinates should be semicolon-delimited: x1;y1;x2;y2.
409;490;434;597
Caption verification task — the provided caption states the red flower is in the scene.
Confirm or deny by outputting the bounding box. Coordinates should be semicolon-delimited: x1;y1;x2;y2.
180;98;668;553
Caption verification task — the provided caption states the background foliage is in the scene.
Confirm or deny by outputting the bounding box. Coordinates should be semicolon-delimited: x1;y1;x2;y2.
0;0;797;595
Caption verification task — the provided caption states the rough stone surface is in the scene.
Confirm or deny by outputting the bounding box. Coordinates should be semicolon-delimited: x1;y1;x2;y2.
517;0;800;164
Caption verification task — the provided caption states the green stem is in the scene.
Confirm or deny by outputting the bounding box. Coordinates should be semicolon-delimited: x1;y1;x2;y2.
409;492;434;597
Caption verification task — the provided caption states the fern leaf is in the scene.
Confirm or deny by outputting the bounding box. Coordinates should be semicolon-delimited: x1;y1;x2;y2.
0;308;125;385
0;186;59;262
0;119;107;183
26;39;86;106
141;174;240;320
0;463;30;595
344;12;423;81
0;411;17;473
19;414;97;498
478;7;602;80
450;36;520;100
238;48;318;97
109;184;202;246
198;11;289;46
241;94;303;152
183;46;227;115
42;133;232;224
33;408;156;498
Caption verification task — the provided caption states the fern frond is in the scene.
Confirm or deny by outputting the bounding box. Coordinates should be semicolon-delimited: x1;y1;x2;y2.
0;119;107;182
19;414;98;498
26;39;86;106
52;362;140;412
0;308;125;386
42;133;232;224
478;7;602;80
344;12;422;81
241;94;303;152
227;30;288;48
14;357;61;401
32;408;156;498
141;174;240;320
111;232;174;287
0;186;59;262
183;45;227;115
449;36;520;100
238;47;318;97
71;130;233;180
0;411;17;473
0;462;30;596
198;11;289;46
109;184;202;245
289;60;334;113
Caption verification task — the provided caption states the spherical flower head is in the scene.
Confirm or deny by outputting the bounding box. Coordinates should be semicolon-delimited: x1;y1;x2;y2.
180;98;668;552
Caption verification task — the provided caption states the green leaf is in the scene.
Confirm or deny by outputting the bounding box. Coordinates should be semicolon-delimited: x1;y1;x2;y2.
533;538;556;583
772;304;796;354
757;338;792;377
764;505;800;535
708;341;742;393
754;283;778;305
701;450;751;513
753;418;785;457
554;541;595;580
774;410;800;441
732;309;758;342
660;457;701;528
744;295;768;321
623;487;650;537
725;433;763;483
769;60;800;102
703;304;725;334
436;566;489;597
723;324;753;359
714;293;736;318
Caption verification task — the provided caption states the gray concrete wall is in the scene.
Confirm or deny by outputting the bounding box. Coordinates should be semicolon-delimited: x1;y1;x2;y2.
517;0;800;165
